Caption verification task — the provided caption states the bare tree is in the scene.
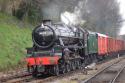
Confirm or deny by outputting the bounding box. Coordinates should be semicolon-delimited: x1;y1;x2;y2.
84;0;122;37
0;0;121;35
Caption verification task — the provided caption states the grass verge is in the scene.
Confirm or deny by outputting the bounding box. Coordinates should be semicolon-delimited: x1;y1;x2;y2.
0;12;33;71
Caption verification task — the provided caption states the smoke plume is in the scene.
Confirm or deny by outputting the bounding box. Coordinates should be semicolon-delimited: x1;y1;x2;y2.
39;0;121;37
40;0;87;25
61;0;87;25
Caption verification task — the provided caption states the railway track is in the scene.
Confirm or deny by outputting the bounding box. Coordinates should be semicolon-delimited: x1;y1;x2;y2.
113;66;125;83
0;72;32;83
109;65;125;83
2;68;85;83
1;56;124;83
80;56;125;83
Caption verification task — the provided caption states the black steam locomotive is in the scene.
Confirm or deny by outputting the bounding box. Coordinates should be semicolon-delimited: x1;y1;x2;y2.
26;20;125;77
26;20;88;76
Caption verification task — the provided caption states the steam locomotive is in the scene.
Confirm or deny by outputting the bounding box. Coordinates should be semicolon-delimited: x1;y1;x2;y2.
26;20;125;77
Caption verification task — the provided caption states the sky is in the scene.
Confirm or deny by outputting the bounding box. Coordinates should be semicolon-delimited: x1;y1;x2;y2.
117;0;125;35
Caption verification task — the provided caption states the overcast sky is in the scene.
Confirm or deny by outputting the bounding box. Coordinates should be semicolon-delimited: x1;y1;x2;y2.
117;0;125;35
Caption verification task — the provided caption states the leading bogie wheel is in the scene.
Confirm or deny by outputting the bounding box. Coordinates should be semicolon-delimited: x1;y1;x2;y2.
71;61;75;71
32;66;38;78
66;63;70;72
54;65;59;76
60;63;66;74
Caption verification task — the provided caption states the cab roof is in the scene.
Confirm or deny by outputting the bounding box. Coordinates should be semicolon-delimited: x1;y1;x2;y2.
97;33;108;37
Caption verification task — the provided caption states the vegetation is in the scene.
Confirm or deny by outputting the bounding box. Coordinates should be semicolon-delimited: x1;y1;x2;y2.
0;0;122;37
0;12;33;71
0;0;122;71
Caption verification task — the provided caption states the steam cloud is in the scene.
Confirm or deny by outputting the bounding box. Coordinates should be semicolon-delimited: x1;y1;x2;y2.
61;0;86;25
40;0;86;25
40;0;121;37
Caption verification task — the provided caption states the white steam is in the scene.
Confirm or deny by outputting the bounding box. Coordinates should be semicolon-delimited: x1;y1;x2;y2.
61;0;87;26
61;12;79;25
117;0;125;35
